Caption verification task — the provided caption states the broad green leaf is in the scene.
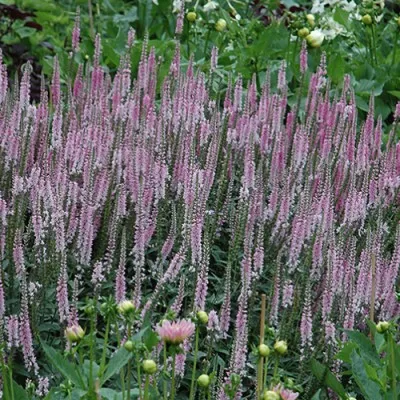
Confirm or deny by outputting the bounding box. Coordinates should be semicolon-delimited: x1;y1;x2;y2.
335;342;358;363
99;388;139;399
41;341;85;389
101;347;133;385
70;388;86;400
310;359;347;399
12;380;29;400
388;90;400;99
345;330;381;367
143;329;160;351
333;7;350;29
310;389;323;400
350;350;383;400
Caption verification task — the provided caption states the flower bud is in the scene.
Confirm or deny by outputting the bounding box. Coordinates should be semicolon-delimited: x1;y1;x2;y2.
215;19;227;32
258;344;270;357
84;304;95;316
306;14;315;27
362;14;373;25
65;325;85;343
298;27;310;38
230;373;240;386
117;300;135;316
397;16;400;27
263;390;280;400
197;311;209;324
348;397;357;400
124;340;134;352
187;12;197;22
274;340;288;355
197;374;211;388
142;359;157;374
376;321;390;333
306;30;324;48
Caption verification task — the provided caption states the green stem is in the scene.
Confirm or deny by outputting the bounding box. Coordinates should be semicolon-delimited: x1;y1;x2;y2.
163;344;168;400
203;29;211;55
263;356;269;391
144;374;150;400
257;356;263;400
170;351;177;400
392;29;399;69
189;326;200;400
88;303;97;394
272;355;279;384
389;334;397;400
137;354;142;400
127;324;132;400
98;315;111;378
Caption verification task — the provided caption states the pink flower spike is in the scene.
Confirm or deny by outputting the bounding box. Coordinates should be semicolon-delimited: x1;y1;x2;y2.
156;319;195;345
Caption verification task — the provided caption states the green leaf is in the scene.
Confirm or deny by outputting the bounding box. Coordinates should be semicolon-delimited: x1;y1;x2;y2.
350;350;383;400
310;389;323;400
333;7;350;29
12;381;29;400
41;341;85;389
335;342;358;363
388;90;400;99
143;329;160;351
101;347;133;385
310;359;347;399
345;330;381;367
327;54;345;84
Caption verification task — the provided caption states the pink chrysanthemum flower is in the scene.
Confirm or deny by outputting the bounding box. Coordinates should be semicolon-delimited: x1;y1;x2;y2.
156;319;195;345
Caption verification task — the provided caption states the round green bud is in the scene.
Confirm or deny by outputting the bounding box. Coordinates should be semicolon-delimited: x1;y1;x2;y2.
187;12;197;22
362;14;373;25
348;397;357;400
84;304;95;316
65;325;85;343
298;27;310;38
274;340;288;355
215;19;227;32
142;359;157;374
258;344;271;357
376;321;390;333
124;340;134;352
306;14;315;27
117;300;135;316
263;390;280;400
197;374;211;388
197;311;209;324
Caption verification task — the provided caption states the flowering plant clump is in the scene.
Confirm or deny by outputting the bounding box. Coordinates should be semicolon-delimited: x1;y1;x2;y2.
0;12;399;398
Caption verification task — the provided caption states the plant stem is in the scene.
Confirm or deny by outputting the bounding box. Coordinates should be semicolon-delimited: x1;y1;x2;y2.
189;326;200;400
87;0;95;40
127;324;132;400
137;354;142;400
163;343;168;400
98;315;111;378
170;351;177;400
389;333;397;400
257;294;267;400
272;355;279;384
392;29;399;69
369;253;376;324
144;374;150;400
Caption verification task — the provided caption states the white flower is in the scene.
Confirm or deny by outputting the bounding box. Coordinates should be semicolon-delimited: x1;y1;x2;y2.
306;30;325;47
203;0;218;12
